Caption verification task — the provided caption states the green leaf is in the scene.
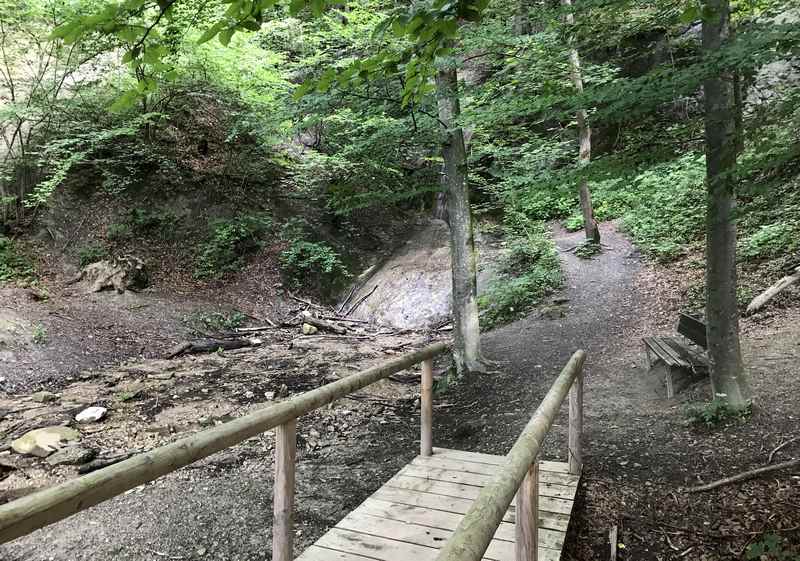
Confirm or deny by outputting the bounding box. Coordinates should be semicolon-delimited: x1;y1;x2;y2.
197;21;224;44
219;27;235;46
289;0;305;16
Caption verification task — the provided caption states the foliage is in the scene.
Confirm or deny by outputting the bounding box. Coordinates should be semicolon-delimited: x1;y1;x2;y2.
479;220;561;329
739;222;800;261
686;398;752;427
183;310;246;332
194;214;273;279
746;534;800;561
78;244;109;267
0;237;34;282
574;241;601;259
31;323;47;345
279;239;349;295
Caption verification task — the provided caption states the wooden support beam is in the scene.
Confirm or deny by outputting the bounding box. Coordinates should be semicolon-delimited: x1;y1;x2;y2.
568;372;583;475
273;420;297;561
421;359;434;457
515;462;539;561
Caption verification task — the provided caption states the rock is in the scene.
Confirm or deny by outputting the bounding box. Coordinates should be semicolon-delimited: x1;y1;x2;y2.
11;426;80;457
552;296;570;305
80;256;148;294
31;391;59;403
540;305;566;320
244;391;255;399
45;446;96;466
302;323;318;335
196;547;207;556
265;391;275;400
75;406;108;423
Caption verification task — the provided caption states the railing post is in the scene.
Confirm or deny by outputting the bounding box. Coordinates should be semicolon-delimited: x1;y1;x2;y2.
515;461;538;561
568;369;584;475
273;419;296;561
420;358;434;456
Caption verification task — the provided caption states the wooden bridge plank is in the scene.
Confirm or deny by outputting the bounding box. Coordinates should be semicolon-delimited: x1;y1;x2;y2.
384;475;576;516
357;498;567;549
358;498;517;541
398;466;578;499
413;454;572;479
431;449;570;475
336;512;520;561
297;450;579;561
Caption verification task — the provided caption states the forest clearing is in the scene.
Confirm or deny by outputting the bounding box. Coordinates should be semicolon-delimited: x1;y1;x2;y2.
0;0;799;559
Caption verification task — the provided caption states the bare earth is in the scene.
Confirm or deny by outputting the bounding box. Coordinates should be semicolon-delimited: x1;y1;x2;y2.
1;221;798;560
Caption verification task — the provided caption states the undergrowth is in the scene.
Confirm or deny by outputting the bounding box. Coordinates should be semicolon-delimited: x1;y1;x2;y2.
279;219;350;298
194;214;274;279
0;237;35;282
686;397;752;427
479;218;561;329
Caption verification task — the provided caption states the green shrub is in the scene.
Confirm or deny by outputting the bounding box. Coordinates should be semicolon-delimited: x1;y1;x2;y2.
0;237;34;282
563;214;584;232
746;533;800;560
479;221;561;329
194;214;273;279
184;310;246;332
106;222;132;241
78;244;108;267
574;241;602;259
739;222;799;261
129;208;181;237
686;398;751;427
32;324;47;345
279;240;350;294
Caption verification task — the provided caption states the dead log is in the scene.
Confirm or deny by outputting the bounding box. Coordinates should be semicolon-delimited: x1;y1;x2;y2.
686;458;800;493
746;265;800;314
165;338;261;359
300;312;347;335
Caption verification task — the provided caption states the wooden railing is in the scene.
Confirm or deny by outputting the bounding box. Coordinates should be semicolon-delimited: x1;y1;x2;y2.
435;349;586;561
0;340;450;559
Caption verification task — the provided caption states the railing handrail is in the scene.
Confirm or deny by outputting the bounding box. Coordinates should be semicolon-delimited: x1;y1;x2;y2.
0;340;450;544
434;349;586;561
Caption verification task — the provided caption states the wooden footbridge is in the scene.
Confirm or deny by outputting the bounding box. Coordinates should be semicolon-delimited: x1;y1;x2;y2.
0;342;586;561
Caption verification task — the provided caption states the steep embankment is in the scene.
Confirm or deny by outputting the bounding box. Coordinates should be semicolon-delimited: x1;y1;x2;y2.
345;219;503;329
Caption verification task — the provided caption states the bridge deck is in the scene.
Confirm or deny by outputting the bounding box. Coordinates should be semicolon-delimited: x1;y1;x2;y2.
296;448;580;561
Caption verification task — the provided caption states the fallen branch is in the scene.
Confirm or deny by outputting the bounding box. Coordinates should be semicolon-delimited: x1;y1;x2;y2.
78;451;137;474
769;437;800;463
301;311;347;335
686;458;800;493
337;285;358;315
746;265;800;314
288;293;326;310
609;525;619;561
345;284;378;317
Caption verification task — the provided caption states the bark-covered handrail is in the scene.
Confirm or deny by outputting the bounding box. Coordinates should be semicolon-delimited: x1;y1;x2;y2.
435;349;586;561
0;340;450;544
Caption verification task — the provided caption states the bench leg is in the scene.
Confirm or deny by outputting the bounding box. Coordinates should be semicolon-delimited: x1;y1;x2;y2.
665;367;675;399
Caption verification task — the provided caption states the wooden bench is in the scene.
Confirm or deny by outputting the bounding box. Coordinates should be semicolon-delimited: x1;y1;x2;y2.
643;313;708;398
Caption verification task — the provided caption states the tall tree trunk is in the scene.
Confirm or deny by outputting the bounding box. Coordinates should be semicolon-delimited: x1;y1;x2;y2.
435;62;484;375
701;0;750;409
561;0;599;243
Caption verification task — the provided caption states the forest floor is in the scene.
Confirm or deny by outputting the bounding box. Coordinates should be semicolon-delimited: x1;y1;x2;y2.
0;221;798;560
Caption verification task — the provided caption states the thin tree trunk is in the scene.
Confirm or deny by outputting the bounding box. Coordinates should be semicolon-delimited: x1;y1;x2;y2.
701;0;750;409
561;0;599;243
435;62;484;375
